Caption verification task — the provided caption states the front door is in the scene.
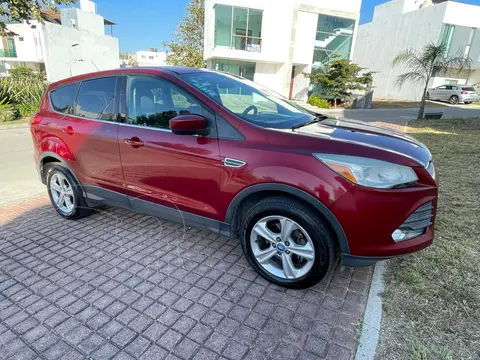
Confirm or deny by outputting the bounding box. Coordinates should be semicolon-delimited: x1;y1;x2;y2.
118;74;223;221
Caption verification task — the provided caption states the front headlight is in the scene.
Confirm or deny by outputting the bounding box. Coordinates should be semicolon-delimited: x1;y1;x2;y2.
313;154;418;189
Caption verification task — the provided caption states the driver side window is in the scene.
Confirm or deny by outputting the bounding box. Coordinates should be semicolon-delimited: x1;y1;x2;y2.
127;75;205;129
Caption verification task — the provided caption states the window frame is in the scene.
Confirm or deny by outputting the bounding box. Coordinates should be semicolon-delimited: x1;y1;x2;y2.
74;76;120;121
120;73;218;137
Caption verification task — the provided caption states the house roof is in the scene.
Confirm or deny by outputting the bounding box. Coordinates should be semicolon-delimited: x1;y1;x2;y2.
41;10;116;26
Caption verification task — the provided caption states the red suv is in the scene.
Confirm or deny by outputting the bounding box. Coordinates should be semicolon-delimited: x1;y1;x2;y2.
31;67;438;288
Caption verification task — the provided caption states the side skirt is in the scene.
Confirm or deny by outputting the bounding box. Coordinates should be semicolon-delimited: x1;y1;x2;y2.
83;184;232;238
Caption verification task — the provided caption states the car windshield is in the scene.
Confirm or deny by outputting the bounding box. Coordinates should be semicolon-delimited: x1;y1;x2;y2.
179;71;315;129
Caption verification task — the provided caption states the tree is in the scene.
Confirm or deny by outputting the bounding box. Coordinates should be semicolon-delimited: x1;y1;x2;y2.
0;0;75;35
162;0;204;68
393;42;470;120
305;59;374;107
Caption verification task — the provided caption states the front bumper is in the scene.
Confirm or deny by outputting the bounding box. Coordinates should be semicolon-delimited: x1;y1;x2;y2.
332;166;437;267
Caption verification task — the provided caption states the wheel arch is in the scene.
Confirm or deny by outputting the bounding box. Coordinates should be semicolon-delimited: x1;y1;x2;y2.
39;152;80;186
225;183;350;255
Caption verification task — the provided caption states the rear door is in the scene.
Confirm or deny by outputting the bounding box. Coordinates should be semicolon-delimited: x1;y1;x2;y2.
117;74;223;220
47;77;124;193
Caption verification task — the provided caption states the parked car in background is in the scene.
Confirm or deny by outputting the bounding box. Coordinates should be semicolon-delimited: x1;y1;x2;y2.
427;84;478;104
31;67;438;288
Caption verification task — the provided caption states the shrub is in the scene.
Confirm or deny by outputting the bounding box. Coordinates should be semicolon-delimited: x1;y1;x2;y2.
307;95;331;109
18;101;40;117
0;102;17;122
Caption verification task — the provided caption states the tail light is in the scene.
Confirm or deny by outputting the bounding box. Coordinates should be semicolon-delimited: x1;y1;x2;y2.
461;90;467;95
30;114;43;126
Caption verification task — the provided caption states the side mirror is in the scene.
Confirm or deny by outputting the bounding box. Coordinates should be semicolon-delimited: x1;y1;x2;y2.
169;114;208;136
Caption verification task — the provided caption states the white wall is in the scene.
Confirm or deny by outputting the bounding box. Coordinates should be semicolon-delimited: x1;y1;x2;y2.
254;63;284;91
431;76;467;87
353;0;448;100
2;22;44;62
136;51;167;66
41;21;119;82
443;1;480;28
292;11;318;65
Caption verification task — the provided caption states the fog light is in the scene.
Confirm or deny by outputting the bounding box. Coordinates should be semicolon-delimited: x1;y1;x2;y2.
392;229;424;242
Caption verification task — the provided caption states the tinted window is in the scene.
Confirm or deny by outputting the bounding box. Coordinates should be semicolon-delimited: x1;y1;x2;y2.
180;72;313;129
50;83;78;114
462;87;476;91
75;77;117;120
127;75;203;129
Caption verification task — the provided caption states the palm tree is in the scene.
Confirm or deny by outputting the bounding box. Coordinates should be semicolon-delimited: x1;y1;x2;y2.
393;42;471;120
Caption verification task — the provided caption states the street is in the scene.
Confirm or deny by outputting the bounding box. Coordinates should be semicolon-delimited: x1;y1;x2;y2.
322;105;480;122
0;125;45;206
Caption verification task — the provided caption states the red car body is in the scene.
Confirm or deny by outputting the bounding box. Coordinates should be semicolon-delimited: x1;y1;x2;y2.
31;67;438;267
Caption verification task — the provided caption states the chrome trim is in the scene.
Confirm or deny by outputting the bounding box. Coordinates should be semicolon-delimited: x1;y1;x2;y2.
119;123;172;132
224;157;246;168
50;110;173;133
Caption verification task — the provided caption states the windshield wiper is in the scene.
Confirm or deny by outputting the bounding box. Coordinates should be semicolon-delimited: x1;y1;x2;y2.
291;115;327;130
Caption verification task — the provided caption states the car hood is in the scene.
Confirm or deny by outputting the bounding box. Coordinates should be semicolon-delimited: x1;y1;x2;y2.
294;118;431;166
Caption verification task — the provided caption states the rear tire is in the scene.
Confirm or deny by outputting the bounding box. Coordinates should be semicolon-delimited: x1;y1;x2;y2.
449;95;459;105
46;164;91;220
240;196;336;289
464;101;472;105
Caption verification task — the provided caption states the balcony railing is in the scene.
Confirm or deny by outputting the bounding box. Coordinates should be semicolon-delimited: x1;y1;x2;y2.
0;48;17;58
231;34;262;53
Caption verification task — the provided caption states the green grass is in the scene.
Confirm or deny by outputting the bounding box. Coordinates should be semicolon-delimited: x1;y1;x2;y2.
375;119;480;360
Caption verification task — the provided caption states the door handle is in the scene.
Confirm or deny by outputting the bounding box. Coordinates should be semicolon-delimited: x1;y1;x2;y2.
124;137;144;148
63;126;74;135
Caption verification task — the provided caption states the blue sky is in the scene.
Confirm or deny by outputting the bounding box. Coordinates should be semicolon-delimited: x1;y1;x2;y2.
90;0;480;53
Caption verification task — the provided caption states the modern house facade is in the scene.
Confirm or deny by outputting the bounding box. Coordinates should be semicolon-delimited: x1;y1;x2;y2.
0;0;119;82
203;0;362;100
353;0;480;101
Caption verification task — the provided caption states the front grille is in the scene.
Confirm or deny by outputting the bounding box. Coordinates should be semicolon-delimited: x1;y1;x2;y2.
400;202;433;231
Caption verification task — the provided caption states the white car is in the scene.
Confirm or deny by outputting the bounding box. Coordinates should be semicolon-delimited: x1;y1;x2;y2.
427;85;478;105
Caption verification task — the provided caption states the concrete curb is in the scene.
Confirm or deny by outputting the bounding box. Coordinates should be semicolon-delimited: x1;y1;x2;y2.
355;261;386;360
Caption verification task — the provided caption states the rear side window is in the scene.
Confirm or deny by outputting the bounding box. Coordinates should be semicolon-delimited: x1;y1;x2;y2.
462;87;476;91
50;83;78;114
75;77;117;120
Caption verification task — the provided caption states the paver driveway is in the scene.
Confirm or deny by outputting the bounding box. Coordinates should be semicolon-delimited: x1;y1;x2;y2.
0;197;372;360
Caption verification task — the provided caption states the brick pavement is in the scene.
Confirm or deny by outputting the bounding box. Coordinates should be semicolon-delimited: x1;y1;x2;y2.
0;197;372;360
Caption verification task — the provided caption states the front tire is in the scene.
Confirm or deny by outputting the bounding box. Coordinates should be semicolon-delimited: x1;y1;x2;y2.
46;164;91;220
240;197;336;289
449;95;459;105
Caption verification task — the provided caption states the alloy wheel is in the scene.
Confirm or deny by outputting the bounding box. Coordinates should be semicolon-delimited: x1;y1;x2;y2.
250;216;315;279
450;96;459;105
50;172;75;214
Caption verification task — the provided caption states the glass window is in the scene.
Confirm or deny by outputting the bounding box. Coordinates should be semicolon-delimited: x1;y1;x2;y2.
75;77;117;120
214;5;263;51
316;14;354;34
180;72;314;129
312;14;355;69
232;7;248;50
213;59;256;81
50;83;78;114
214;5;232;47
127;76;203;129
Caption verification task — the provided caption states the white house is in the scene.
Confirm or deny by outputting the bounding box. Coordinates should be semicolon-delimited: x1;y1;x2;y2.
0;0;119;82
203;0;362;101
136;49;167;67
353;0;480;101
